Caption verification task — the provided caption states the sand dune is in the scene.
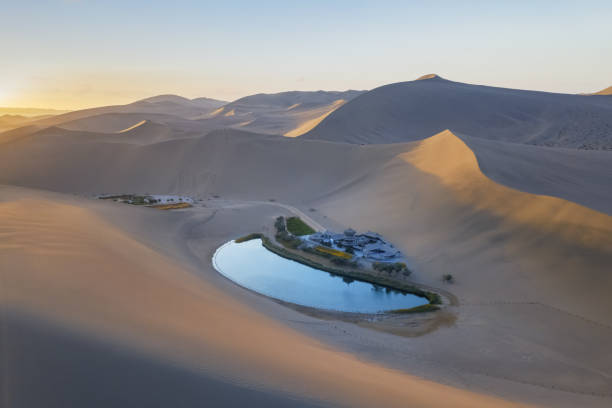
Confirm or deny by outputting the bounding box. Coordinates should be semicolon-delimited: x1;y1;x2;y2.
402;130;611;250
0;90;364;141
1;123;611;405
3;94;226;134
0;107;69;116
0;187;523;408
116;120;147;133
207;90;364;136
0;113;54;132
592;86;612;95
2;79;612;407
303;76;612;149
2;125;608;214
416;73;440;80
52;112;202;134
460;135;612;214
284;99;346;137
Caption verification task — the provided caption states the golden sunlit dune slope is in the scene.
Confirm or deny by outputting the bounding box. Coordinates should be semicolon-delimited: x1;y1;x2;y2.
284;99;346;137
592;85;612;95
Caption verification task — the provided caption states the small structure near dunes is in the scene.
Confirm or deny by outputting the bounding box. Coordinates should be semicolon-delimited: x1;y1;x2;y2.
98;194;193;209
306;228;401;262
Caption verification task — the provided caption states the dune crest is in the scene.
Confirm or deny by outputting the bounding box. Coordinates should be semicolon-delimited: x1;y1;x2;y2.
209;107;225;116
592;86;612;95
302;78;612;149
401;130;612;252
284;99;346;137
416;73;440;80
116;120;148;133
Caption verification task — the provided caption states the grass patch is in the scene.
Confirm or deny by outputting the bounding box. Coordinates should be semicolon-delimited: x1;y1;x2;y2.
286;216;316;236
150;202;192;210
315;245;352;259
235;233;264;243
389;304;440;314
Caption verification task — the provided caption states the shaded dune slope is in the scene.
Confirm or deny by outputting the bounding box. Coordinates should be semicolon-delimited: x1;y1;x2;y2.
592;86;612;95
460;135;612;214
0;128;397;198
6;94;225;133
312;131;612;325
200;90;364;136
1;125;609;214
0;127;610;324
0;191;522;408
303;76;612;149
0;90;365;141
402;130;611;252
56;112;204;134
1;126;611;403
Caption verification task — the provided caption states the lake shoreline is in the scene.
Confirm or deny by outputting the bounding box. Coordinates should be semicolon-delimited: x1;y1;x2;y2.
231;233;445;314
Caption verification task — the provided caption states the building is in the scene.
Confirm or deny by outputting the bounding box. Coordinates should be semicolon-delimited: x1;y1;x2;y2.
303;228;401;262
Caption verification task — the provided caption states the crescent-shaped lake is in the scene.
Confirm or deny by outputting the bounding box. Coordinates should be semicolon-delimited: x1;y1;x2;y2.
213;239;428;313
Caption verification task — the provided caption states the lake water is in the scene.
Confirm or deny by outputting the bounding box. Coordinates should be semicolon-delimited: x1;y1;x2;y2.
212;239;428;313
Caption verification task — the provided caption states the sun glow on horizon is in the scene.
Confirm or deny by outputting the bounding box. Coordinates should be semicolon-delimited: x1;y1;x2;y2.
1;1;611;111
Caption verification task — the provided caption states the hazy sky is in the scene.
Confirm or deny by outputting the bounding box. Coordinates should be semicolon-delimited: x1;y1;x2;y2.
2;0;611;109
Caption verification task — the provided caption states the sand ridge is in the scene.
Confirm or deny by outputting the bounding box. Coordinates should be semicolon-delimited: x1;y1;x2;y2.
303;77;612;149
284;99;346;137
401;130;612;252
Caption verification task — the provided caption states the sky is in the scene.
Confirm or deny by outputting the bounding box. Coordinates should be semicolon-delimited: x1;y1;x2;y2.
2;0;611;110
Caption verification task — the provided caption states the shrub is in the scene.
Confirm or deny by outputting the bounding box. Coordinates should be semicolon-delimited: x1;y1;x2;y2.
274;216;286;232
443;274;454;283
330;257;358;268
275;230;302;249
372;262;410;276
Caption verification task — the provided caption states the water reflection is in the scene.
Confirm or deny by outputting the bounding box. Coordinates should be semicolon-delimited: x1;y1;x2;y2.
213;239;428;313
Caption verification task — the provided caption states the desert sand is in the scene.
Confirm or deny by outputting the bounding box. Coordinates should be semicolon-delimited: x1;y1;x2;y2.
1;186;526;408
303;75;612;149
1;76;612;407
592;85;612;95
